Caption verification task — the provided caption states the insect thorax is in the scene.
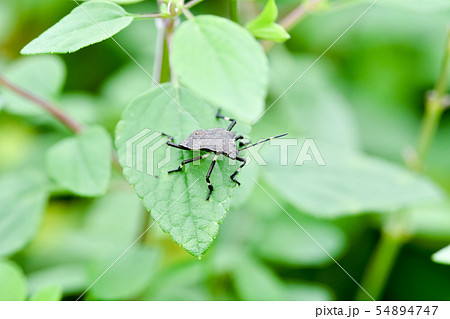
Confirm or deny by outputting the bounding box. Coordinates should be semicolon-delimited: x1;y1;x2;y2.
179;128;238;159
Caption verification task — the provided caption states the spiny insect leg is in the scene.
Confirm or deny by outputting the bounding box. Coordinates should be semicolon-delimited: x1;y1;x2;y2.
216;109;236;131
230;156;246;186
168;153;210;174
206;154;219;200
160;132;190;150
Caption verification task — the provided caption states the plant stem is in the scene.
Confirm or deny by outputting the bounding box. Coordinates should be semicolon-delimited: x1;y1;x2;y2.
415;29;450;168
229;0;239;23
357;30;450;301
185;0;205;9
132;12;163;19
263;0;324;52
416;93;445;168
356;213;408;300
0;73;124;171
153;18;173;84
0;73;83;134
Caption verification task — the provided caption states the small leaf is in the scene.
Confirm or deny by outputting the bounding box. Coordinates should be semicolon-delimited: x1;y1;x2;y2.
172;15;269;123
432;245;450;265
0;260;27;301
87;246;159;300
30;285;62;301
28;264;88;296
1;56;65;116
248;23;291;43
246;0;290;42
0;172;48;257
21;2;133;54
261;141;444;217
115;84;250;256
46;126;112;197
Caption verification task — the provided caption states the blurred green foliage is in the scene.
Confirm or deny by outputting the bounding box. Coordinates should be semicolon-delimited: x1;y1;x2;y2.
0;0;449;301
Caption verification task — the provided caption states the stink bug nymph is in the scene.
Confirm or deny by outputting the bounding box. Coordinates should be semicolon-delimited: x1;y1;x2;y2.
162;109;287;200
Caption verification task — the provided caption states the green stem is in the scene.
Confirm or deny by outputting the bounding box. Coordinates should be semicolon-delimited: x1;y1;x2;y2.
153;18;173;84
185;0;205;9
415;29;450;170
357;30;450;301
356;215;407;300
416;94;445;168
229;0;238;23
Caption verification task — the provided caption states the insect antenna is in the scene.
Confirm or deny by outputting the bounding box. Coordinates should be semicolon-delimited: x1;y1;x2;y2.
239;133;288;151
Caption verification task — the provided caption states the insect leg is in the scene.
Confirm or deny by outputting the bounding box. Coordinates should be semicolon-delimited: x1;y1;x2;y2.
160;133;191;150
168;153;210;173
216;109;236;131
230;156;246;186
235;135;252;147
206;154;219;200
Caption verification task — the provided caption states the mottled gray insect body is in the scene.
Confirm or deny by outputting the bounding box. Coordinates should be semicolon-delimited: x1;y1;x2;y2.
164;109;287;200
179;128;238;159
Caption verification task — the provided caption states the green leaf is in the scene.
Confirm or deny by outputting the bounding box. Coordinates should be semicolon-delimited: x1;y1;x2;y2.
246;0;290;42
0;172;48;257
21;2;134;54
172;15;269;123
141;262;211;301
1;56;65;116
115;84;250;256
87;246;159;300
255;214;347;266
0;260;27;301
408;202;450;241
283;282;333;301
261;48;359;149
432;245;450;265
261;141;444;217
46;126;112;197
30;285;62;301
232;257;284;300
231;256;331;300
28;264;88;296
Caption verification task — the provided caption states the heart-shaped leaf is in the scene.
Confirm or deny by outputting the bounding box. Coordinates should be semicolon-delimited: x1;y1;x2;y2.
46;126;112;197
115;84;250;256
172;15;269;123
21;1;133;54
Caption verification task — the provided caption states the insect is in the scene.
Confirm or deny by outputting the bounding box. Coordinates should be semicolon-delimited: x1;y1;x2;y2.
162;109;287;200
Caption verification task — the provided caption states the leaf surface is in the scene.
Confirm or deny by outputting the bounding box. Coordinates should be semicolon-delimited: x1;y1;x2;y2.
261;141;444;217
115;84;250;256
0;172;48;257
246;0;290;42
172;15;269;123
46;126;112;197
21;1;133;54
0;260;27;301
